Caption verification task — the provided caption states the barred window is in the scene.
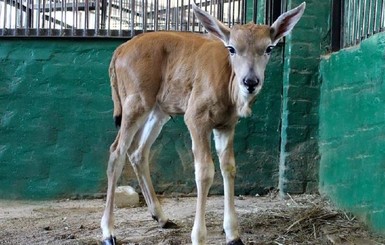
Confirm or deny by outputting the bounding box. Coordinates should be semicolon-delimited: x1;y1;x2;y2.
0;0;283;37
332;0;385;51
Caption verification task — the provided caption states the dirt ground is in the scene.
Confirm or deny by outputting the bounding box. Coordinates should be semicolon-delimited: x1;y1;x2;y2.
0;194;384;245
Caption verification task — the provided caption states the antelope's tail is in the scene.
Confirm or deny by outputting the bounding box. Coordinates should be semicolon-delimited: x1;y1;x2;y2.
109;51;122;128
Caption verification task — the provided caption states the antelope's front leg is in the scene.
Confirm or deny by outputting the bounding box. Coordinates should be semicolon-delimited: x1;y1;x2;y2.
214;128;244;245
186;120;215;245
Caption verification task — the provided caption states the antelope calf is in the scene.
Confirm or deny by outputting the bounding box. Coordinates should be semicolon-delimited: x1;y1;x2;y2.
101;3;305;245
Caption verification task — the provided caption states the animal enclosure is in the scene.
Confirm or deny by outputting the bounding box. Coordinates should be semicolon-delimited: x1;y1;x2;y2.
1;0;385;239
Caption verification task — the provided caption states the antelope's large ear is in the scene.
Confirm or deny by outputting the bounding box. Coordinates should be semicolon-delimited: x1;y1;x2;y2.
192;2;230;44
270;2;306;45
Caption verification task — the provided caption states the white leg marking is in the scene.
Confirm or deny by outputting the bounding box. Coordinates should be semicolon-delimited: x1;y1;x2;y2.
186;123;214;245
191;160;215;245
214;128;240;243
128;106;170;226
101;96;149;241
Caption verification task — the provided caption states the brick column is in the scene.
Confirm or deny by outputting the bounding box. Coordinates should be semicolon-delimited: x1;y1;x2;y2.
279;0;331;195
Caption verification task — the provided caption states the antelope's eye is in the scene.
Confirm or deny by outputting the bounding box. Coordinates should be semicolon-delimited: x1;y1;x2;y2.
265;45;274;55
226;45;236;56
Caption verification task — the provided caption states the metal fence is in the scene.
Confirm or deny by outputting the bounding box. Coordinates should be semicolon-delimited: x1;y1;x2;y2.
0;0;246;37
0;0;285;37
332;0;385;51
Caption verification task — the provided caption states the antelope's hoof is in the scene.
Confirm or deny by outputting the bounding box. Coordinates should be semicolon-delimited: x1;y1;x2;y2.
152;215;179;229
102;235;117;245
227;238;244;245
162;220;179;229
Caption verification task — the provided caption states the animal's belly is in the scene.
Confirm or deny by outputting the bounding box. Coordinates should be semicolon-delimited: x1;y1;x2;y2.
156;90;190;115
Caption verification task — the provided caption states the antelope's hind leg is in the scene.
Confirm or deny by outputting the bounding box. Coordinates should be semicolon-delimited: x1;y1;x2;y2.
128;105;177;228
100;95;150;245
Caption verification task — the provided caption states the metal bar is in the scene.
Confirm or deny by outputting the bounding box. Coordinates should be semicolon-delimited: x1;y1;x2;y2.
36;0;40;32
367;0;372;37
95;0;99;35
219;0;223;22
101;0;107;29
130;0;134;36
373;0;378;33
266;0;269;24
72;0;75;33
143;0;147;31
14;0;17;28
351;0;354;45
175;0;179;30
48;0;52;31
227;0;231;26
154;0;158;31
30;0;35;28
231;0;235;26
64;0;67;30
85;0;89;31
380;0;385;31
354;0;359;44
193;0;197;31
166;0;170;30
198;0;202;31
2;0;7;30
361;0;367;39
41;0;45;28
237;0;238;24
20;0;23;28
60;0;64;33
273;0;281;24
331;0;343;51
187;0;191;31
148;0;151;30
8;0;12;28
345;0;351;47
349;0;354;46
76;0;79;29
180;0;184;30
358;0;363;41
118;0;122;34
252;0;257;23
150;0;154;30
354;0;358;45
26;0;30;31
107;0;111;34
54;0;57;29
209;0;212;17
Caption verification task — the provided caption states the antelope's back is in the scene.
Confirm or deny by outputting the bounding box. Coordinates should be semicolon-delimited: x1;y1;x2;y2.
112;31;214;76
110;31;229;115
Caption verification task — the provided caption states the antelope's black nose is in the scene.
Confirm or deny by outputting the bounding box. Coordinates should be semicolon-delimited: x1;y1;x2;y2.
242;77;260;93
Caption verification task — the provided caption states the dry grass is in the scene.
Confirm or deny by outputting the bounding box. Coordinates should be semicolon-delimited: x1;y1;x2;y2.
0;194;384;245
239;194;384;245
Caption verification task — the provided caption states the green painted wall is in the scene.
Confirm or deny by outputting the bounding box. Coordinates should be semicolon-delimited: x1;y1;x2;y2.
319;32;385;233
279;0;331;194
0;38;284;199
0;39;121;199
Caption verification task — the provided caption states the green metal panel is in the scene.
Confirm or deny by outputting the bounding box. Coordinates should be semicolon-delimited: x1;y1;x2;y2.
0;38;283;199
319;32;385;233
